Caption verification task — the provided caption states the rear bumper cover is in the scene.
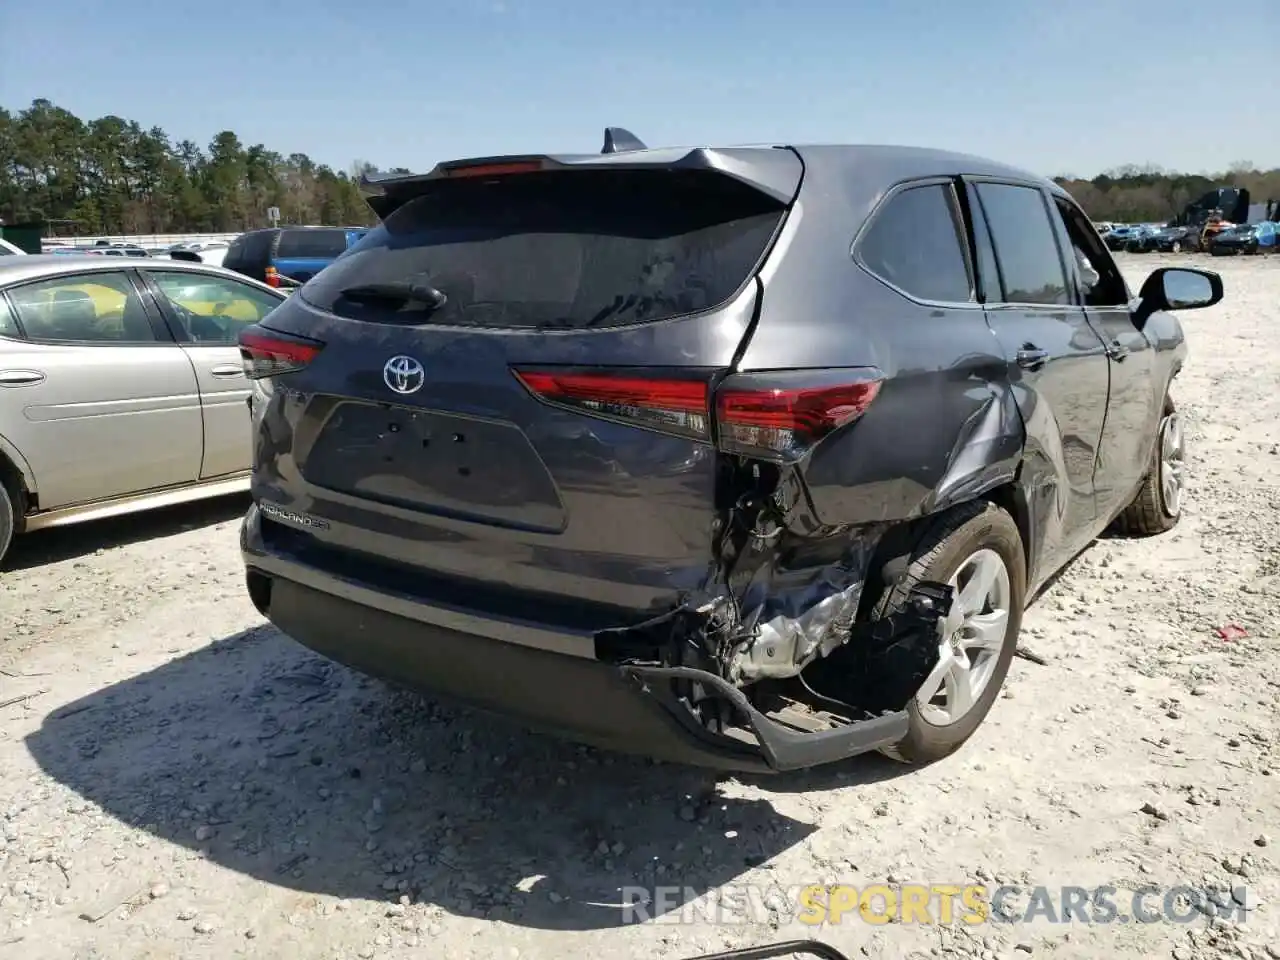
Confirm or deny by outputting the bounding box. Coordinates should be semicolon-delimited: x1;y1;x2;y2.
241;506;914;773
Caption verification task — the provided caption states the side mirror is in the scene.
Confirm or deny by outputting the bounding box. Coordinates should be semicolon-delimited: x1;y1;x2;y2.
1135;267;1223;326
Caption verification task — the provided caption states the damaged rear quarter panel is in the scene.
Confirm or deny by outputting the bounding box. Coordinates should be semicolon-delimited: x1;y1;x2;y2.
735;150;1024;532
701;153;1033;684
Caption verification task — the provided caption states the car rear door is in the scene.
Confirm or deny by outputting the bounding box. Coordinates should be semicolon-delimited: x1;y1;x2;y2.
243;159;799;620
140;267;287;479
964;179;1112;573
0;268;203;508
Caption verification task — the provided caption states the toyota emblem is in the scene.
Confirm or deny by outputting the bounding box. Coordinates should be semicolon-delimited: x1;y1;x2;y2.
383;355;426;395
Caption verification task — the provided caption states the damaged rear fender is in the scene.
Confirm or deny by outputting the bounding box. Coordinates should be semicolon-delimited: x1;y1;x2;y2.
596;383;1034;687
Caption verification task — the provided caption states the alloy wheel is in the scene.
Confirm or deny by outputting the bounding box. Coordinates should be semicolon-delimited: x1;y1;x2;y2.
1159;412;1186;517
916;548;1012;727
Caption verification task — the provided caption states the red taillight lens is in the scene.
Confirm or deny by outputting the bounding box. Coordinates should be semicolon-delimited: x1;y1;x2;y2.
238;328;324;379
512;369;711;440
714;373;884;462
265;267;281;288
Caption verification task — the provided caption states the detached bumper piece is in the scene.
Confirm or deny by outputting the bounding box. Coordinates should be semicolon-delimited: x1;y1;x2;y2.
622;663;908;772
623;581;952;773
681;940;852;960
255;570;948;774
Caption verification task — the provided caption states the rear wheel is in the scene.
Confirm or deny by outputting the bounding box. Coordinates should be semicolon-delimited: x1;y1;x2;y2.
875;501;1026;764
1113;397;1183;536
1170;240;1183;254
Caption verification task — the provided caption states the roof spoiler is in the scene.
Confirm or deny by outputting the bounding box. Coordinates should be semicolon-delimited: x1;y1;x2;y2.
358;140;802;220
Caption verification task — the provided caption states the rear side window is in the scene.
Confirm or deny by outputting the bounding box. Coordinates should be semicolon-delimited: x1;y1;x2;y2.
277;229;350;259
0;297;19;337
972;183;1070;306
301;170;787;330
856;182;973;303
7;272;157;342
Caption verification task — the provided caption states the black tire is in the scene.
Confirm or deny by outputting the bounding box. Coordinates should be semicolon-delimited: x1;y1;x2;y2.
1112;396;1182;536
875;501;1026;765
1170;241;1182;254
0;480;14;570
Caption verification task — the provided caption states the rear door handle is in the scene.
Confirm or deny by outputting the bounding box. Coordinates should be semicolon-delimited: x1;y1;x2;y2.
0;369;46;387
210;363;243;379
1105;340;1128;361
1015;347;1050;370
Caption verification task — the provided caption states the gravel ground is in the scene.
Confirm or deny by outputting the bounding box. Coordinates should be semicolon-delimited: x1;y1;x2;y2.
1;253;1277;960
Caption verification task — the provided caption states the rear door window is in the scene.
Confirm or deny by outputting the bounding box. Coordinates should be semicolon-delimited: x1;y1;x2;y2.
300;170;787;330
276;229;350;259
972;183;1070;306
6;272;158;342
855;182;973;303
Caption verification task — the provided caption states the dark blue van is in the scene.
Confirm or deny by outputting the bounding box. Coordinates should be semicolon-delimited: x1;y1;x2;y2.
222;226;368;288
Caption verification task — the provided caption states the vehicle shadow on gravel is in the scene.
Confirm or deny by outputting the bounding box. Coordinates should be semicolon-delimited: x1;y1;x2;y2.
4;493;251;572
26;624;829;931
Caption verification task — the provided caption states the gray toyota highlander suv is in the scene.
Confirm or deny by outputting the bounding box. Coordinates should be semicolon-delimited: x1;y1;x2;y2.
237;130;1223;773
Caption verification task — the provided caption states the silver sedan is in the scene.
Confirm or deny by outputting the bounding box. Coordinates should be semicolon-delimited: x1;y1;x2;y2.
0;255;289;564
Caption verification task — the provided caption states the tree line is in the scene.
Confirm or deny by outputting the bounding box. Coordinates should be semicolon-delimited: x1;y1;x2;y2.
1055;163;1280;224
0;99;400;236
1;99;1277;236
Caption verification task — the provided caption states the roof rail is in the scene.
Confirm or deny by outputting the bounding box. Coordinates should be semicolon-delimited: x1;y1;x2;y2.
601;127;646;154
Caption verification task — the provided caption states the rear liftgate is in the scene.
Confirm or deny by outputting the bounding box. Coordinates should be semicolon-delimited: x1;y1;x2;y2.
349;131;950;771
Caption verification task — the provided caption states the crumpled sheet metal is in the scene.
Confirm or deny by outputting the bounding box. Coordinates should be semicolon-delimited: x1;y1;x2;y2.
729;535;881;683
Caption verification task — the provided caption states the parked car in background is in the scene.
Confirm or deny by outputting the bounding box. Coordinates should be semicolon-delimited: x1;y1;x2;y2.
239;136;1223;774
1209;221;1277;256
85;244;150;258
169;240;231;268
1125;225;1194;253
222;226;368;288
1151;225;1197;253
1123;225;1161;252
0;255;288;565
1105;225;1141;250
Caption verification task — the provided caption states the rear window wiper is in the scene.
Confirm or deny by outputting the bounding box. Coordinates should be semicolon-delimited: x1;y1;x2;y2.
337;281;447;311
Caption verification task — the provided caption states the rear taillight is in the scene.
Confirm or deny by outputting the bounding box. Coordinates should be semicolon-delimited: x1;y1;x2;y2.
714;371;884;463
512;369;711;440
265;266;282;288
511;367;884;461
238;326;324;379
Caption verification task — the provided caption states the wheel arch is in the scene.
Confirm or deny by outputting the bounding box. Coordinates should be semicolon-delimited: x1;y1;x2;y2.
855;475;1038;623
0;433;34;521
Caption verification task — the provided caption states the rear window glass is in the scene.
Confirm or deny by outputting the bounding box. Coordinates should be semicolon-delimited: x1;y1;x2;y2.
277;229;350;259
301;170;787;330
225;231;274;267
